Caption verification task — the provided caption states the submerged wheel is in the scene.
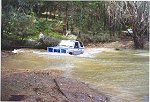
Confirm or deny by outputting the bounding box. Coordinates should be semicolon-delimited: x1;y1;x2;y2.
69;52;73;55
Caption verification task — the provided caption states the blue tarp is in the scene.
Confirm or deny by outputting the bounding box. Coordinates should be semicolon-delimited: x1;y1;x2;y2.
47;47;67;53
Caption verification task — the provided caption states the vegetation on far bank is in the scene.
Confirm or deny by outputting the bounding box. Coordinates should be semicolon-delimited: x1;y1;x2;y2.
2;0;149;50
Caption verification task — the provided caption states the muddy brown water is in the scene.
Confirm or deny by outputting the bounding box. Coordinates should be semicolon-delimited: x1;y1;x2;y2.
1;48;149;102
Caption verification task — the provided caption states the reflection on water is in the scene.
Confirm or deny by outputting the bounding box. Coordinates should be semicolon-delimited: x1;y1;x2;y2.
1;49;149;102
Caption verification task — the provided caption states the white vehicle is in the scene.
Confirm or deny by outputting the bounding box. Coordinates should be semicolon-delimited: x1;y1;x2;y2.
47;40;84;55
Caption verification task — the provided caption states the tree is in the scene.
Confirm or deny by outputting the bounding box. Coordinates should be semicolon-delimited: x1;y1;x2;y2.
108;1;149;49
2;0;37;41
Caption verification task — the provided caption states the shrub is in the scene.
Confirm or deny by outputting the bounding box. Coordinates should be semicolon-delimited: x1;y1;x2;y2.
35;35;60;49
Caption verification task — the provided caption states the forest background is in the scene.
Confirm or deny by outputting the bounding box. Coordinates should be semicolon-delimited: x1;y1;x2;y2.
1;0;149;50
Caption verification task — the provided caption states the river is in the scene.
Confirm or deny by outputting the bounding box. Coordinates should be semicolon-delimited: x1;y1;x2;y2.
1;48;149;102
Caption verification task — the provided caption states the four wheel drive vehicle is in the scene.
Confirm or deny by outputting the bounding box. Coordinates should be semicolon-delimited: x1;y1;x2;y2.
47;40;84;55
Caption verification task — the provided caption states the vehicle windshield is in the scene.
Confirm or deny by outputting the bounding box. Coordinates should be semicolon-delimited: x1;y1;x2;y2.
74;42;79;48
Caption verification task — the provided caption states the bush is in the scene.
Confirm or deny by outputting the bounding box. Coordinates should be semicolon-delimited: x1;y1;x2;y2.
77;33;92;45
1;39;26;50
77;31;120;45
35;35;60;49
23;40;36;47
1;39;13;50
48;32;66;40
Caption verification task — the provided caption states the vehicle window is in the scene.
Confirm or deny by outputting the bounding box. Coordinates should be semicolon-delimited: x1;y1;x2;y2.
79;41;83;47
74;42;79;48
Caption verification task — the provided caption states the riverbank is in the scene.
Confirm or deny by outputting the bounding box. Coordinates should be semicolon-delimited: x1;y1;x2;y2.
86;40;149;50
1;70;109;102
1;50;15;58
0;41;134;58
86;41;134;49
1;40;149;55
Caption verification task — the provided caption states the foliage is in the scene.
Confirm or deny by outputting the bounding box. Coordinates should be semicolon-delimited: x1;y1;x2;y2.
29;18;67;40
107;1;149;49
2;7;34;41
2;0;149;49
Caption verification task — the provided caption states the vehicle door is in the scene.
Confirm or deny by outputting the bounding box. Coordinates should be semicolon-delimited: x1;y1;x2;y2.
73;41;81;55
78;41;84;54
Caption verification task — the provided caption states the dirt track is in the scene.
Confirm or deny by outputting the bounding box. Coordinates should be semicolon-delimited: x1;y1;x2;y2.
1;71;109;102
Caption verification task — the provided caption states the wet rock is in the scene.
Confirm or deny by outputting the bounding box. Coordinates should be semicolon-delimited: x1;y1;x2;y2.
1;51;15;58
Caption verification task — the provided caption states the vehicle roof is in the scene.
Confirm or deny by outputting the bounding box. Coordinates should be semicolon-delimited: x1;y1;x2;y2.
58;40;80;47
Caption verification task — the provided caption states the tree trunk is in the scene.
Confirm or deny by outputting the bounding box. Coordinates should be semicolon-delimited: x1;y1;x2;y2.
46;8;48;21
133;34;144;49
63;3;68;35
